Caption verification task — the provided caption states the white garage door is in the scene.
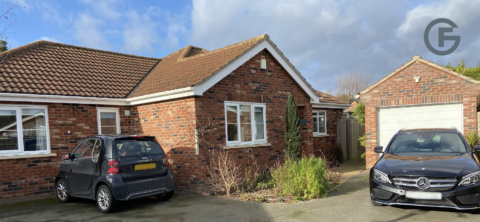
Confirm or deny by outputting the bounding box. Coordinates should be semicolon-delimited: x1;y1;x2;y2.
377;103;463;149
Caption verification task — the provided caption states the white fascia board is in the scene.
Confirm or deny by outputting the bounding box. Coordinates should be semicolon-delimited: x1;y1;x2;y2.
312;103;351;109
0;87;196;106
191;41;321;103
0;92;128;105
126;87;195;105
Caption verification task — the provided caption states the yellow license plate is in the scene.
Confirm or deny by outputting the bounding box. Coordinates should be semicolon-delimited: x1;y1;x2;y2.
134;163;156;171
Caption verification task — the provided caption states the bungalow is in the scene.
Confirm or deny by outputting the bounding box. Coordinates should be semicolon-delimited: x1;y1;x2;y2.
0;34;349;203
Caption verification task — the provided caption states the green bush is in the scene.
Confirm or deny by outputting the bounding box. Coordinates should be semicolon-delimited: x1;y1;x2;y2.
271;157;330;199
352;102;365;126
445;60;480;80
464;131;479;151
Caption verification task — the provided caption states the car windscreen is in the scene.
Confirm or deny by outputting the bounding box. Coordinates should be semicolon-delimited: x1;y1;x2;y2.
112;139;164;158
387;132;467;154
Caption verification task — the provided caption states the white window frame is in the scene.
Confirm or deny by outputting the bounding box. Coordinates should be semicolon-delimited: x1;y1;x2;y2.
224;101;267;146
313;110;327;135
97;107;121;135
0;105;50;156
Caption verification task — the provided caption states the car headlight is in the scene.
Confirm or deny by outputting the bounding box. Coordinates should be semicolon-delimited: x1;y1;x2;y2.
373;169;391;184
459;171;480;186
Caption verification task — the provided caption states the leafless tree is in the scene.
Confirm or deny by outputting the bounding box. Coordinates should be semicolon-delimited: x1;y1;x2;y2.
0;2;20;42
328;71;372;103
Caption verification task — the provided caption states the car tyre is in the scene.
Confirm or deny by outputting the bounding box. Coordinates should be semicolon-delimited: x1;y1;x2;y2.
56;179;71;203
371;200;383;206
96;185;117;213
156;190;174;201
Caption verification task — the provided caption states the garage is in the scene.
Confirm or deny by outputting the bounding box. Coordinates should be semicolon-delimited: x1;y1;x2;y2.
377;102;463;148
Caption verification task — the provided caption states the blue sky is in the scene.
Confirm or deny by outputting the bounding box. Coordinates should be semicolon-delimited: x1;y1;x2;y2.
4;0;480;92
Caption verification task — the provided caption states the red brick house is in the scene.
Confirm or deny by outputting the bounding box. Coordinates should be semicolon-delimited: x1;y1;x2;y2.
0;34;349;203
360;55;480;169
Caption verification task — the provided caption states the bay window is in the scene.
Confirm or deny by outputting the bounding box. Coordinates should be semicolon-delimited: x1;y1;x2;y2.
313;110;326;135
0;105;50;156
225;102;266;146
97;108;120;135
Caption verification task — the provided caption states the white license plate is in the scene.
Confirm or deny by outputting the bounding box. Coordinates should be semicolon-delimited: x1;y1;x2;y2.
405;191;442;200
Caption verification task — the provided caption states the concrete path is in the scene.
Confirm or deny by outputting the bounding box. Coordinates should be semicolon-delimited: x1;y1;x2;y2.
0;172;478;222
332;161;366;182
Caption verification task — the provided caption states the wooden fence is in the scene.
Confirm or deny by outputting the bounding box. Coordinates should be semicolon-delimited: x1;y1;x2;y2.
337;116;365;161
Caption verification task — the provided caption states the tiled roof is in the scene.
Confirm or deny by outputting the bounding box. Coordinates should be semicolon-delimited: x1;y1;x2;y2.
316;91;349;104
129;35;267;97
0;41;159;98
345;100;358;112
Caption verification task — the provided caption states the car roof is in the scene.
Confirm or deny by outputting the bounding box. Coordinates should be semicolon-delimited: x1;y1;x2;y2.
398;128;458;134
92;135;156;139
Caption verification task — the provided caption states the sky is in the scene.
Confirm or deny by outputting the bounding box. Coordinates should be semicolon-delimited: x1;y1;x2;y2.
3;0;480;92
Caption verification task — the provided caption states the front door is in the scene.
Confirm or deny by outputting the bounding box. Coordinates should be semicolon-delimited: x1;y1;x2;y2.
68;138;102;195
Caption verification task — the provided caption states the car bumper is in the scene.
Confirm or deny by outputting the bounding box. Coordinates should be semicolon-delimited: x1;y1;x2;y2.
108;169;175;201
370;178;480;210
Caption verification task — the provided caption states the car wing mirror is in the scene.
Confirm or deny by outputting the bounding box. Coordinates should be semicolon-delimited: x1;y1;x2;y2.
63;153;71;160
374;146;384;153
473;145;480;153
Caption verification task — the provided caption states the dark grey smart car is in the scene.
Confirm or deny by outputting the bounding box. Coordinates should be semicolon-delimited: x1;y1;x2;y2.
55;135;175;213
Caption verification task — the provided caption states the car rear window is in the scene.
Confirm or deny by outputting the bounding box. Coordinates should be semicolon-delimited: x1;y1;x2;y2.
388;132;467;154
112;139;164;158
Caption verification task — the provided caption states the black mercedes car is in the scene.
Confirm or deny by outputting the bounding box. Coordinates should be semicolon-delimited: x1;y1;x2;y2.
55;135;175;213
370;128;480;210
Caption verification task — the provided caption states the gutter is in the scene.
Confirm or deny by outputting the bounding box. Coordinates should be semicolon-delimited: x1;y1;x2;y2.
0;87;196;106
312;102;351;109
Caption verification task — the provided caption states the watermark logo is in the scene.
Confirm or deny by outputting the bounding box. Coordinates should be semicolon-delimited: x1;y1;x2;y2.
424;18;460;56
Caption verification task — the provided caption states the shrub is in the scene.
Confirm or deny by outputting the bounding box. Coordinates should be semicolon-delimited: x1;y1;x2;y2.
445;60;480;80
207;150;241;196
352;102;365;126
464;131;479;151
285;93;301;160
271;157;330;199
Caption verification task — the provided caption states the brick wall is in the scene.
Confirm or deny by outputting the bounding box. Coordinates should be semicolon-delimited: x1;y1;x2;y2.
361;60;480;169
312;108;344;161
0;102;132;203
131;98;203;191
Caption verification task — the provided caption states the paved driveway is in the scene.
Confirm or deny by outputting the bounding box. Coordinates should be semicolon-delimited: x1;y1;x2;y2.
0;172;477;222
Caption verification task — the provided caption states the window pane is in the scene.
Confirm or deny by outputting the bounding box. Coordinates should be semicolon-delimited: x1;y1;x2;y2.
313;113;318;133
255;107;265;140
0;110;18;151
227;124;238;141
240;105;251;142
73;139;94;158
226;106;237;123
226;106;238;141
319;112;326;133
22;109;47;151
101;126;117;134
100;112;117;126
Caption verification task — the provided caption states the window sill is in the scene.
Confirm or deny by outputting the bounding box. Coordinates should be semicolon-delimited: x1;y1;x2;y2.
313;134;330;138
223;143;272;149
0;153;57;160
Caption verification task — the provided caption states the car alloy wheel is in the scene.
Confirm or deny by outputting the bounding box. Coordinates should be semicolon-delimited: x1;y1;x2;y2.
96;185;116;213
56;179;70;203
97;187;110;210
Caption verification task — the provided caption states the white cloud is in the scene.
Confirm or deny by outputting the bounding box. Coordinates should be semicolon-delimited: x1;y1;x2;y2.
189;0;480;91
38;36;59;42
80;0;122;20
73;13;110;50
163;11;188;49
122;10;159;53
396;0;480;67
